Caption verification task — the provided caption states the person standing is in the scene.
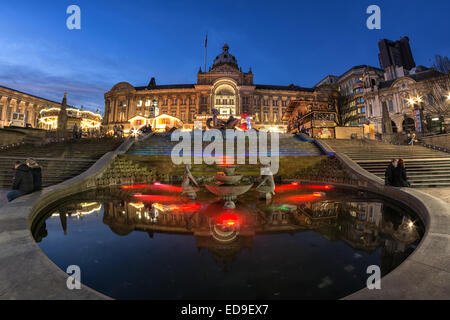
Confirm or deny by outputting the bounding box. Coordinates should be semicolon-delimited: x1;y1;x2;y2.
6;161;34;202
26;158;42;191
384;159;398;186
393;158;410;187
72;123;78;139
409;133;418;146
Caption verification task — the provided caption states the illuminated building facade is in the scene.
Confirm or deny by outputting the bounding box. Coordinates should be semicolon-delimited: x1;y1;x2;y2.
104;43;339;133
38;106;102;131
0;85;102;131
282;89;340;138
0;85;60;129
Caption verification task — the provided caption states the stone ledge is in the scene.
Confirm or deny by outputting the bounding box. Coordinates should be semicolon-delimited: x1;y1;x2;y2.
0;138;135;300
315;139;450;300
1;136;448;300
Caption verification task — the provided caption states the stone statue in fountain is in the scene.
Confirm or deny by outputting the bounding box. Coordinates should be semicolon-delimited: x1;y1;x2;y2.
181;164;200;199
256;164;276;202
206;108;240;130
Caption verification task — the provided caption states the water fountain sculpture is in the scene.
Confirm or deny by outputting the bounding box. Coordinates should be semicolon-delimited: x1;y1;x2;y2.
206;108;240;130
255;164;276;202
181;164;200;199
205;166;253;209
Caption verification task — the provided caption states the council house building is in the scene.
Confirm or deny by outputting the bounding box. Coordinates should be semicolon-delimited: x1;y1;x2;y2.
103;43;339;133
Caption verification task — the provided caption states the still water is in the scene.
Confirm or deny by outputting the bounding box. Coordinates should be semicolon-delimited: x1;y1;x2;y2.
33;184;423;300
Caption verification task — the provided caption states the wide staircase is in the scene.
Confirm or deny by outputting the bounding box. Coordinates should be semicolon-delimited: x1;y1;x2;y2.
321;139;450;188
0;138;124;188
127;133;323;156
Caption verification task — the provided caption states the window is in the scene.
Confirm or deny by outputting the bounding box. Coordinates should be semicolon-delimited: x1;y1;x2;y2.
6;107;12;120
145;100;151;107
388;100;394;112
263;100;268;106
180;111;186;121
361;107;366;113
282;100;287;107
273;100;278;106
243;97;249;104
273;112;278;122
264;112;269;123
137;100;143;107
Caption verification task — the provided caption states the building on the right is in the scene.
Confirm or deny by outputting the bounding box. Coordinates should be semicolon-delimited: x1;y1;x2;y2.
363;66;447;134
378;36;416;80
314;37;449;136
367;37;449;135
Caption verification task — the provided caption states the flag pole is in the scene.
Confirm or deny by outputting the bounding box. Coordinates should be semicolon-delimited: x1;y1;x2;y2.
204;32;208;73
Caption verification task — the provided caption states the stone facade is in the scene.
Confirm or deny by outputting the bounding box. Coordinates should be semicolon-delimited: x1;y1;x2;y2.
104;43;338;132
0;85;61;128
363;68;448;134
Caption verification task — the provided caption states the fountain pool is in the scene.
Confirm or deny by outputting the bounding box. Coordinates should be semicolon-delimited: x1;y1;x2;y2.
32;183;423;300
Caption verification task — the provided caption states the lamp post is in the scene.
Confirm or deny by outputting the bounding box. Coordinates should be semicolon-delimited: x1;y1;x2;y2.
407;95;425;136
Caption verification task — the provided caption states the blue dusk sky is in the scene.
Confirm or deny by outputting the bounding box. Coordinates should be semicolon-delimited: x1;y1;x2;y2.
0;0;448;112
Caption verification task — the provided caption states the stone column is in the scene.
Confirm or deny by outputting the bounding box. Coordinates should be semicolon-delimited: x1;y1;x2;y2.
269;97;274;123
126;95;132;122
0;96;6;127
6;97;12;122
129;96;136;119
104;99;110;124
112;98;117;123
30;104;38;127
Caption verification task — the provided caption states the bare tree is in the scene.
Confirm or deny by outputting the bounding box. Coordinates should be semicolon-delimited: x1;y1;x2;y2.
424;73;450;118
432;55;450;74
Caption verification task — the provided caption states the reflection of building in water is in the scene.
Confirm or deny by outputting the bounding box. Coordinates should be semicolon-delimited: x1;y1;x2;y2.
338;201;419;253
96;198;422;269
51;202;102;219
33;202;102;241
196;236;253;272
50;202;102;235
293;201;339;227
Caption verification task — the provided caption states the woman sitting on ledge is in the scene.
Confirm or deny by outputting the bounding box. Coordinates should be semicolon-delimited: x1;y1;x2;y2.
6;161;34;202
26;158;42;192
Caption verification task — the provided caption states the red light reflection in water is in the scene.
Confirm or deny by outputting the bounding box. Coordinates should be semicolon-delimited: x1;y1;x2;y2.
123;183;183;192
282;192;324;202
122;184;153;189
216;212;241;227
170;203;201;212
133;194;183;203
304;184;333;190
275;183;333;192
